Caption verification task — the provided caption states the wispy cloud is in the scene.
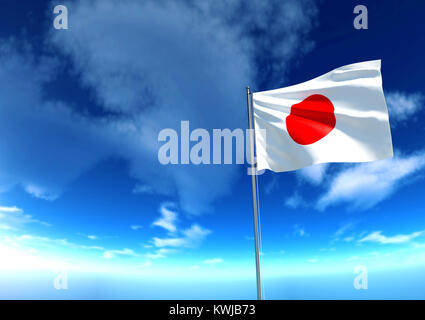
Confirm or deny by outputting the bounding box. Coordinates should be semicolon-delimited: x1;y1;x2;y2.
285;193;306;209
130;225;143;231
103;248;136;259
0;206;21;213
386;91;424;124
24;185;58;201
152;237;185;248
144;248;176;260
203;258;223;265
4;234;105;252
152;202;178;233
152;224;211;248
317;151;425;210
334;223;355;238
332;221;358;243
2;231;144;263
77;233;101;240
359;230;424;244
0;205;51;230
297;163;329;185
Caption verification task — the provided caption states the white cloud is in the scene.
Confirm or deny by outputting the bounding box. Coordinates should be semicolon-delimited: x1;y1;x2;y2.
0;205;51;230
0;0;318;215
144;252;163;260
4;234;105;252
297;163;329;185
24;184;59;201
203;258;223;265
152;224;211;248
87;235;98;240
152;237;186;248
3;232;143;262
359;230;424;245
44;0;250;214
285;193;305;209
317;151;425;210
334;222;355;237
130;225;143;231
0;206;21;213
42;0;318;214
182;224;211;240
152;202;178;233
386;91;424;124
144;248;176;260
103;248;135;259
332;222;358;243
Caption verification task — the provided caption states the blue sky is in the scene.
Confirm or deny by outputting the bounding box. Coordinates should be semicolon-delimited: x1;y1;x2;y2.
1;0;425;299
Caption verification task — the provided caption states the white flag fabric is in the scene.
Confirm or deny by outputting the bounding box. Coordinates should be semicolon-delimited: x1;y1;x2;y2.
252;60;393;172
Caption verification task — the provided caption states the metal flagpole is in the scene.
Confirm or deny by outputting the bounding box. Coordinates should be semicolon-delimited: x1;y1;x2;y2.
246;86;262;300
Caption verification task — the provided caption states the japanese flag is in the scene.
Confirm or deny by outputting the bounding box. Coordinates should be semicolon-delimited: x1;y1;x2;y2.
252;60;393;172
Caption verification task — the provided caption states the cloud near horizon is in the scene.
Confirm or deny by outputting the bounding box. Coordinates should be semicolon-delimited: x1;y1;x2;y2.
0;205;51;230
359;230;424;244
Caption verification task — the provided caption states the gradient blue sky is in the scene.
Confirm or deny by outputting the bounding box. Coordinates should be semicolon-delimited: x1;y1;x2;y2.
1;0;425;299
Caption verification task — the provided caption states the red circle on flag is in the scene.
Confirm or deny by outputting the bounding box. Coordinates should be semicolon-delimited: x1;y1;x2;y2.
286;94;336;145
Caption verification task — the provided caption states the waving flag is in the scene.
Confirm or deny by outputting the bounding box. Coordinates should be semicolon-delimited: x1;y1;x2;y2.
252;60;393;172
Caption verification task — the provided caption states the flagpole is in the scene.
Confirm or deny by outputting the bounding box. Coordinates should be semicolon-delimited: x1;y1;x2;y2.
246;86;262;300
